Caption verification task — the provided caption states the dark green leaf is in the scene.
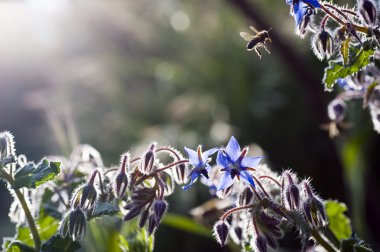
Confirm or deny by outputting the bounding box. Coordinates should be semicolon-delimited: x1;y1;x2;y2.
341;235;373;252
41;235;81;252
325;200;351;240
89;200;119;219
12;160;61;189
323;46;374;91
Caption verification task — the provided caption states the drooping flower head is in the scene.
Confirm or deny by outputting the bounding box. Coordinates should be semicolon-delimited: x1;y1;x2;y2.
183;145;218;190
216;136;262;191
286;0;320;26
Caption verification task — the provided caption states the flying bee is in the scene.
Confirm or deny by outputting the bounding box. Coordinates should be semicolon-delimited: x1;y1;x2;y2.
240;26;272;59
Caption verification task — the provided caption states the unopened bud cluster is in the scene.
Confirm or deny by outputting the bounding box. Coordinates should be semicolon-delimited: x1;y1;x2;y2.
208;168;327;252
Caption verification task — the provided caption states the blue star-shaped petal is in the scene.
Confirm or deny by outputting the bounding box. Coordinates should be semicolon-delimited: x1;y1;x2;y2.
286;0;320;26
182;145;218;190
216;136;262;191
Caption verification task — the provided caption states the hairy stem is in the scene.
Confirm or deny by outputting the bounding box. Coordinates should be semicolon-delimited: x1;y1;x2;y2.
14;190;41;252
220;204;254;221
0;169;41;252
311;229;338;252
320;3;368;33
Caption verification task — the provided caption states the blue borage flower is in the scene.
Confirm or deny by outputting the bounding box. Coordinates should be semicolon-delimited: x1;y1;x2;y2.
216;136;262;191
286;0;320;26
183;145;218;190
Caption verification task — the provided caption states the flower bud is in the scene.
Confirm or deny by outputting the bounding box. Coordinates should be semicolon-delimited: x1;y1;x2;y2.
124;206;141;221
302;181;327;227
255;235;267;252
312;29;334;60
58;213;70;238
139;208;150;228
345;22;362;44
0;131;15;161
359;0;377;27
69;207;87;241
140;143;156;175
297;7;314;38
213;221;230;246
148;214;157;235
230;225;243;244
114;172;129;198
174;163;189;185
328;99;346;122
153;200;167;225
335;27;347;41
81;183;97;210
71;183;98;210
264;233;277;249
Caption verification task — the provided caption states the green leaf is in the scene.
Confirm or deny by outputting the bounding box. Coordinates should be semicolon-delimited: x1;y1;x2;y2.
12;160;61;189
161;213;211;238
117;234;129;251
3;241;34;252
37;215;60;241
41;235;81;252
2;226;34;252
341;38;351;66
341;235;374;252
323;46;374;91
325;200;352;240
124;225;154;252
89;200;120;219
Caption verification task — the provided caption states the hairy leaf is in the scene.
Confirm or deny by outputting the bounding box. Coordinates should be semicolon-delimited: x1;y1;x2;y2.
41;235;81;252
325;200;351;240
90;200;120;219
12;160;61;189
323;46;374;91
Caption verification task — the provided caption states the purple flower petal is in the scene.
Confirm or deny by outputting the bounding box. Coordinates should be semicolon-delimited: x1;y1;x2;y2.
217;172;234;191
241;156;262;168
216;150;231;169
184;146;200;167
182;170;200;190
201;147;219;162
225;136;241;162
239;170;256;188
304;0;320;7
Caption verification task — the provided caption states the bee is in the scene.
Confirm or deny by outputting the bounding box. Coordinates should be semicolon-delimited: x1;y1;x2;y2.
240;26;272;59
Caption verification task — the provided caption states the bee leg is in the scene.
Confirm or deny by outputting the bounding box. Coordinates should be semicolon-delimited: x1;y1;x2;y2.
255;48;262;59
263;45;271;54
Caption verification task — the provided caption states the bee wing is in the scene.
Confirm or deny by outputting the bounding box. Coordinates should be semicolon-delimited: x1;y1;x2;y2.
249;26;259;33
240;32;254;42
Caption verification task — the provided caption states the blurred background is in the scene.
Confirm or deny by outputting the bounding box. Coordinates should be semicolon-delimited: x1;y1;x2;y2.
0;0;379;251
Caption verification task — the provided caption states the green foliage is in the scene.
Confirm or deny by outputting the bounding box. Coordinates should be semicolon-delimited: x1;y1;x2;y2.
323;46;374;91
124;227;154;252
161;213;211;238
41;235;81;252
12;160;61;190
2;212;61;252
341;235;373;252
340;38;351;67
325;200;352;241
89;200;120;220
